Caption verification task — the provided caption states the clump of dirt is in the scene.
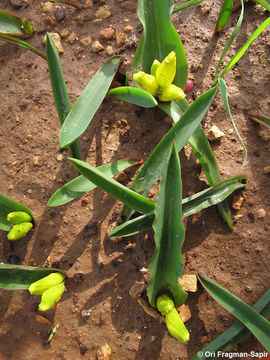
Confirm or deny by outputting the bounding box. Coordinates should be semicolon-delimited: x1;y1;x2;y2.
0;1;269;359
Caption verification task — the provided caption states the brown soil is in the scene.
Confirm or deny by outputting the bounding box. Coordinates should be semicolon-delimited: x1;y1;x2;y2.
0;1;269;359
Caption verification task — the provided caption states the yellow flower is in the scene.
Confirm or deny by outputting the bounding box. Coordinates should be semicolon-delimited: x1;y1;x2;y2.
133;51;185;102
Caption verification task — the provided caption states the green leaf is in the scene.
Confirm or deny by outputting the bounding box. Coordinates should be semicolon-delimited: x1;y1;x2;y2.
248;114;270;129
219;78;247;165
192;288;270;359
69;158;155;214
121;86;218;220
59;57;120;148
0;33;46;59
110;175;247;237
147;143;187;308
160;97;232;229
133;0;188;89
108;87;158;108
0;264;66;290
48;159;138;206
0;10;34;37
214;0;244;84
198;274;270;351
0;193;34;231
220;17;270;78
46;34;81;159
172;0;205;13
216;0;233;32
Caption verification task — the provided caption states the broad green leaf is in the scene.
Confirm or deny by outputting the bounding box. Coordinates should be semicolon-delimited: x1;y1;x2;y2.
198;274;270;351
48;159;138;206
172;0;205;13
133;0;187;89
192;288;270;359
253;0;270;11
108;87;158;108
59;57;120;148
46;34;81;159
110;175;247;237
248;114;270;129
69;158;155;214
121;86;218;220
216;0;233;32
0;264;66;290
220;17;270;78
0;10;34;37
0;193;34;231
0;33;46;59
147;143;187;308
214;0;244;84
219;78;247;165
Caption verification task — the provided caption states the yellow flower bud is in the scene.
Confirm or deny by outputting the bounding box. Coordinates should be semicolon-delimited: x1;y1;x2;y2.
158;84;185;102
29;272;66;295
7;222;33;241
7;211;33;225
38;283;65;311
133;71;159;96
155;51;176;89
150;59;161;77
156;294;175;315
165;308;190;342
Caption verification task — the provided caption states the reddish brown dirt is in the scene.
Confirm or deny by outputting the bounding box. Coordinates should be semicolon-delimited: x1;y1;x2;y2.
0;1;269;359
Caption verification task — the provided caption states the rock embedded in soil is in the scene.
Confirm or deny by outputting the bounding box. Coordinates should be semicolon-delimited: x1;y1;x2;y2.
84;0;93;8
67;32;77;44
42;33;64;53
263;165;270;174
257;208;267;219
80;36;92;47
96;343;111;360
178;304;192;322
54;7;65;22
9;0;23;9
95;5;111;19
99;27;116;40
105;46;114;56
41;2;54;13
92;40;104;52
120;0;137;11
116;31;127;47
178;274;198;292
207;125;225;141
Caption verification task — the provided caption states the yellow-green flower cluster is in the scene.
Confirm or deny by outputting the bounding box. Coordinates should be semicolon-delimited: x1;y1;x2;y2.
29;272;65;311
133;51;185;102
7;211;33;241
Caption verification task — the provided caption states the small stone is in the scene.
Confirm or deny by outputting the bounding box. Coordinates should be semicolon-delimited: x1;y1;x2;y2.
56;154;63;161
80;345;88;355
124;25;133;33
116;31;127;47
96;343;111;360
257;208;267;219
80;36;92;47
258;130;270;141
120;0;136;11
178;274;198;292
92;40;104;52
245;285;253;293
201;5;210;14
263;166;270;174
105;45;114;56
60;29;69;38
84;0;93;8
43;33;63;53
9;0;23;9
67;32;77;44
54;7;65;22
44;16;56;27
33;156;40;165
81;309;91;318
207;125;224;141
99;27;116;40
41;2;54;13
231;194;245;210
8;184;14;190
178;304;192;323
95;5;111;19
